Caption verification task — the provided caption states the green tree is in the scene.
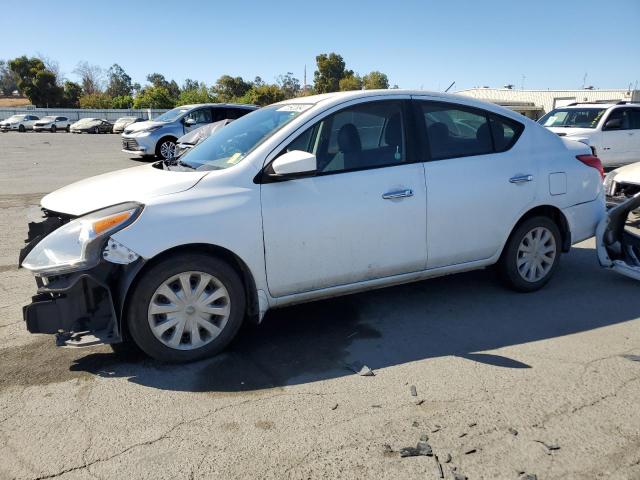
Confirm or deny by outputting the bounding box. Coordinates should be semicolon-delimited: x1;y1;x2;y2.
106;64;132;97
313;53;352;93
111;95;134;109
243;84;285;106
177;84;215;105
277;72;300;99
339;74;363;91
133;86;175;109
79;92;113;109
182;78;200;92
9;56;63;106
62;81;82;107
214;75;252;101
362;71;389;90
0;60;19;95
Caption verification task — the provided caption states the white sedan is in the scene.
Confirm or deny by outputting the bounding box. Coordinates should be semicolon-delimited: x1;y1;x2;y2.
0;114;40;132
33;115;72;133
20;90;606;362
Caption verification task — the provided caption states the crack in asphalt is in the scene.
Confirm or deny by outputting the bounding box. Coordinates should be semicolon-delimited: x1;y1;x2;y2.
28;390;339;480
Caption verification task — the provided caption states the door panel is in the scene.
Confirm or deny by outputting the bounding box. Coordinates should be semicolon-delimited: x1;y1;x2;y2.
261;164;427;297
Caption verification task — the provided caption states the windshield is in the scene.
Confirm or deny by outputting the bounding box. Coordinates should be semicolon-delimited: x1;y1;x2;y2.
539;108;605;129
178;104;313;171
41;116;56;121
5;115;25;122
154;107;190;123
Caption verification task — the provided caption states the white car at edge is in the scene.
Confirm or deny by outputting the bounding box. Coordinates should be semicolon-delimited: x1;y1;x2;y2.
19;90;606;362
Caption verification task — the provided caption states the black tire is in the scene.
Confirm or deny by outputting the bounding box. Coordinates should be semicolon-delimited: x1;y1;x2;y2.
66;125;70;132
18;124;25;132
126;254;246;363
93;126;99;134
51;125;56;133
155;137;177;160
497;216;561;292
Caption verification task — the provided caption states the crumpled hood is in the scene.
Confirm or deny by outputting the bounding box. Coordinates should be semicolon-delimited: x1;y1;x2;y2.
546;126;594;137
610;162;640;185
41;164;208;216
123;120;163;134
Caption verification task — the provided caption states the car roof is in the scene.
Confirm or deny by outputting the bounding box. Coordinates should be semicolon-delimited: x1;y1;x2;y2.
176;103;258;110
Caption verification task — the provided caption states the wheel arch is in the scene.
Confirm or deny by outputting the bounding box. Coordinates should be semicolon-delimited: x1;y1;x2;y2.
118;243;260;341
154;135;178;157
505;204;571;256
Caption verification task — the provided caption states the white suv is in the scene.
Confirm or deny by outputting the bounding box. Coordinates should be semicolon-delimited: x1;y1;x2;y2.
33;116;72;133
539;102;640;168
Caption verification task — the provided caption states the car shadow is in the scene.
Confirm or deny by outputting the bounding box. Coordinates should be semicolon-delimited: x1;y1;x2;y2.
68;245;640;392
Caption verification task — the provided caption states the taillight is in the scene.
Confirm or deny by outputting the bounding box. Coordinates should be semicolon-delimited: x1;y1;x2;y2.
576;154;604;180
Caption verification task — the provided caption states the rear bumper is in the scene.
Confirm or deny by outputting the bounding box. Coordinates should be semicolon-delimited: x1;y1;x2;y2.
562;192;606;245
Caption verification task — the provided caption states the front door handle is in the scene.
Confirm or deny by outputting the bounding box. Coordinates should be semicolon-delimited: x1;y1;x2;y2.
382;189;413;200
509;174;533;184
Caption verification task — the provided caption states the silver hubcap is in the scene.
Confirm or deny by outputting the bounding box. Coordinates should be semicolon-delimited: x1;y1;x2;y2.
517;226;556;282
147;271;231;351
160;141;176;159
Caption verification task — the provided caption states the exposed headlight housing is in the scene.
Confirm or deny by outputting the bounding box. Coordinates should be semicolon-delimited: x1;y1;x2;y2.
21;202;143;275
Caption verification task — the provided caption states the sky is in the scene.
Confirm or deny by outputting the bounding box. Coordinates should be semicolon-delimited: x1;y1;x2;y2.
2;0;639;93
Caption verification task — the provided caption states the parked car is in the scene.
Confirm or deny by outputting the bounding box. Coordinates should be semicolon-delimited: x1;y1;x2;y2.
70;118;113;134
33;116;71;133
121;103;257;160
0;114;40;132
113;116;144;134
20;90;605;362
603;161;640;207
539;101;640;168
174;119;232;158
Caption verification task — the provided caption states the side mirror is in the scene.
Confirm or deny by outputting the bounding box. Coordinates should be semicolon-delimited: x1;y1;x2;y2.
184;118;196;126
604;118;622;130
270;150;317;179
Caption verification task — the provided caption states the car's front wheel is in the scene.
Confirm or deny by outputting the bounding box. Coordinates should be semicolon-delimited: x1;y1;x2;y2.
126;254;246;362
18;124;25;132
51;125;56;133
498;216;561;292
156;137;177;160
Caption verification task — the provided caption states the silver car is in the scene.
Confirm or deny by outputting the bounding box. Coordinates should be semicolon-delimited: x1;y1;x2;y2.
122;103;258;159
33;116;72;133
0;114;40;132
120;103;257;160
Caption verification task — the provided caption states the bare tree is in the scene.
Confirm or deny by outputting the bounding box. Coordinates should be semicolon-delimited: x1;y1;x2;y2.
73;61;105;94
36;53;63;85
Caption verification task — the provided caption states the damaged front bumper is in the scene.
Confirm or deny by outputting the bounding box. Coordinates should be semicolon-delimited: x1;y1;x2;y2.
596;193;640;281
24;268;122;347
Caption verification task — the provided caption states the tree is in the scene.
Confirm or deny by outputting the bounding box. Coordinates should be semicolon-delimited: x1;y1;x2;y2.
339;74;363;91
277;72;301;99
62;81;82;107
363;71;389;90
243;84;285;106
74;61;104;94
214;75;252;101
111;95;134;109
106;64;132;97
182;78;200;92
146;73;180;100
0;60;18;95
9;56;63;106
313;53;352;93
177;84;215;105
133;86;175;109
79;92;113;109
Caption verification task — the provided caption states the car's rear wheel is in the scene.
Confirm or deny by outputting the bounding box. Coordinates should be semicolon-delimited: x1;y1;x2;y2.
93;126;100;134
126;254;246;362
51;125;56;133
18;124;25;132
66;125;70;132
498;216;561;292
156;137;177;160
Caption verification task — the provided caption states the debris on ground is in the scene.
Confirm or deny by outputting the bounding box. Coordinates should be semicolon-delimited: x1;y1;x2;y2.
535;440;560;453
344;362;375;376
431;425;442;433
412;421;419;427
410;385;417;396
382;444;394;456
453;472;468;480
508;427;519;436
521;474;537;480
459;432;467;438
434;455;444;478
330;403;338;410
464;448;477;455
468;422;477;427
622;354;640;362
443;453;452;463
413;399;424;406
399;435;433;457
371;404;382;408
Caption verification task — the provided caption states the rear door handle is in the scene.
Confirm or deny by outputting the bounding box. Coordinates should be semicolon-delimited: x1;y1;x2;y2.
509;175;533;184
382;189;413;200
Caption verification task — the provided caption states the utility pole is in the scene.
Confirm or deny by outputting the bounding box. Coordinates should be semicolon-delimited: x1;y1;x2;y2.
582;72;588;89
303;65;307;92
